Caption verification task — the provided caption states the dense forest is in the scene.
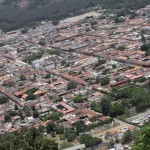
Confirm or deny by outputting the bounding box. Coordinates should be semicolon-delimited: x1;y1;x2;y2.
132;124;150;150
0;0;150;32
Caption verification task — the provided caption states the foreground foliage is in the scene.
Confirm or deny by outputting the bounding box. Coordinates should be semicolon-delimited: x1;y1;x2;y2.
132;125;150;150
0;127;58;150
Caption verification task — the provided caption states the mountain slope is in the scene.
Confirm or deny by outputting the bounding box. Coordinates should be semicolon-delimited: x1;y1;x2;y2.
1;0;53;8
0;0;150;32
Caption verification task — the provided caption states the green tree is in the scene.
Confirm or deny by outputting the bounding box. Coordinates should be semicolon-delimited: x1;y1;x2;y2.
95;77;101;84
67;80;77;90
132;125;150;150
14;104;18;110
80;134;102;147
0;95;9;104
68;70;75;75
115;17;125;23
38;125;45;133
33;110;39;118
32;106;36;111
50;112;60;121
4;114;11;122
8;111;17;117
141;33;146;43
56;96;63;102
45;74;51;79
26;94;36;101
98;58;106;65
90;101;101;113
0;127;58;150
141;44;148;51
56;125;64;134
117;45;126;51
21;28;28;34
122;130;132;144
101;77;110;86
67;133;76;142
145;49;150;56
72;94;84;103
73;120;86;135
46;122;55;133
108;139;115;148
39;39;46;46
19;75;26;81
109;103;125;117
101;96;111;115
51;20;59;25
129;13;136;19
24;51;44;63
36;138;58;150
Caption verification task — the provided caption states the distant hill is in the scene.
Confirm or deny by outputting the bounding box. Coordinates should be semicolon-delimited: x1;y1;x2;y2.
0;0;54;8
0;0;150;32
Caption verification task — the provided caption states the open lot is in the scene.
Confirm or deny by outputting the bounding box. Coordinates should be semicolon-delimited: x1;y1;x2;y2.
126;109;150;126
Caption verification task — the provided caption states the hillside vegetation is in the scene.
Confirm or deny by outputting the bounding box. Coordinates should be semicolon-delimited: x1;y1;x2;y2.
0;0;150;32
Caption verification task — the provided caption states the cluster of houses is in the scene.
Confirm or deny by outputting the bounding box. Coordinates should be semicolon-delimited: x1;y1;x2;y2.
0;4;150;150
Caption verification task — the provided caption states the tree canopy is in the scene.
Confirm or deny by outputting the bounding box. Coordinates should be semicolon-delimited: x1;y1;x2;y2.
0;127;58;150
67;80;77;90
80;134;102;147
101;86;150;117
132;125;150;150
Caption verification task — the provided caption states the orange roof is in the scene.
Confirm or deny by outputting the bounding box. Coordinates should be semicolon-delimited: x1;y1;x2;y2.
137;50;145;55
60;73;88;86
118;56;128;60
14;91;24;97
125;66;141;73
125;74;142;80
34;90;43;95
56;102;75;114
22;94;28;99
